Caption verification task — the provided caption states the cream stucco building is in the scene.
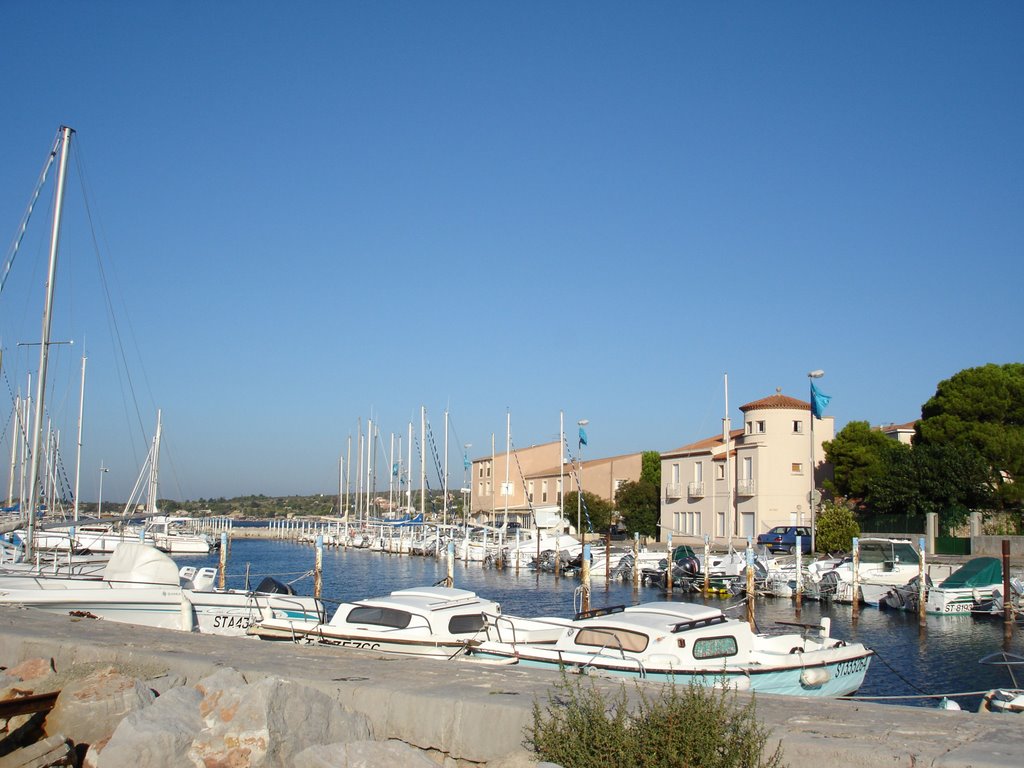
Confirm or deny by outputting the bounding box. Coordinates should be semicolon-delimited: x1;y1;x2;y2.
660;392;834;545
470;441;642;531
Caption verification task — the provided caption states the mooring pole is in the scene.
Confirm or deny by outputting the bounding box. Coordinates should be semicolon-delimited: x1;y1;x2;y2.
218;532;228;590
580;543;591;614
851;537;860;623
703;534;710;595
1003;539;1013;634
605;527;611;585
795;535;803;615
632;532;640;593
666;533;673;595
919;536;927;627
746;545;756;630
447;540;455;588
314;534;323;599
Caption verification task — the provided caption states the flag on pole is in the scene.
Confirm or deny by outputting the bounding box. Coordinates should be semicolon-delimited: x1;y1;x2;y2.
578;426;588;448
810;381;831;419
463;453;470;471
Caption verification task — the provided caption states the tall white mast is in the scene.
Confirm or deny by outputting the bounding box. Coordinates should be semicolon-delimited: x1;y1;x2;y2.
147;410;162;516
365;417;373;520
724;373;733;545
503;410;510;526
388;432;395;515
419;406;426;520
72;353;86;522
25;125;73;558
7;393;19;507
355;420;363;523
559;410;564;530
345;433;352;518
443;410;449;531
406;421;413;512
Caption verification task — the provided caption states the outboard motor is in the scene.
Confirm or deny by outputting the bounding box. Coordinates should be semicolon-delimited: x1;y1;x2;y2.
255;576;296;595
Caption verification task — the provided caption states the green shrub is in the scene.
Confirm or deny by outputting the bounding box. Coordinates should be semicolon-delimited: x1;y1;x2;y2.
528;673;785;768
815;498;861;553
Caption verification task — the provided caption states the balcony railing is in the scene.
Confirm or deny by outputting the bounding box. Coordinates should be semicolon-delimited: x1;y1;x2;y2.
687;482;705;498
736;478;756;496
665;483;683;499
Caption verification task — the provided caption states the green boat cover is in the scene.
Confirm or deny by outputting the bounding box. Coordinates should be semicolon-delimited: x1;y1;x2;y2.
937;557;1002;589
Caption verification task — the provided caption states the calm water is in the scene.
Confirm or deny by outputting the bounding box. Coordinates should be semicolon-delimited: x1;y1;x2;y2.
185;538;1024;710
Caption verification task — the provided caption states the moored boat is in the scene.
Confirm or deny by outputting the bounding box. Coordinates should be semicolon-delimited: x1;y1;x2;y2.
467;600;873;697
249;585;562;657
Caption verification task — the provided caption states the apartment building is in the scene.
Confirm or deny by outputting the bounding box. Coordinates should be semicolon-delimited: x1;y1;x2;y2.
660;392;834;545
470;442;642;531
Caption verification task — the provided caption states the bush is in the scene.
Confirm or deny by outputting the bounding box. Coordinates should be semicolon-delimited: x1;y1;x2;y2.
815;498;861;553
528;673;785;768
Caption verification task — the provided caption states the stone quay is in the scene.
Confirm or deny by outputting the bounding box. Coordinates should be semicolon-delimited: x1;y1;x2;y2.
1;606;1022;767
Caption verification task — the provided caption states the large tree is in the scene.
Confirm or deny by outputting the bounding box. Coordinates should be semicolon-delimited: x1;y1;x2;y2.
823;421;906;501
615;480;659;537
916;363;1024;507
562;491;614;533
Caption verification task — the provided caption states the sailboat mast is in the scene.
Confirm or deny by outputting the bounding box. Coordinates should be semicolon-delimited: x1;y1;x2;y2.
147;410;162;515
443;410;449;531
25;125;73;558
724;373;733;545
73;354;86;522
419;406;426;520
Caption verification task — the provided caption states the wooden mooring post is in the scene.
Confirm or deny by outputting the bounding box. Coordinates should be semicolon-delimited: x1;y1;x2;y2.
919;536;927;627
666;533;673;594
218;532;228;590
795;534;803;615
314;535;323;599
851;537;860;623
580;543;591;614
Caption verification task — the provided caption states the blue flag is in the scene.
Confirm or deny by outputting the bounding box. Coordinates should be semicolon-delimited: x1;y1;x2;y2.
810;381;831;419
578;426;588;448
463;454;471;471
392;462;399;477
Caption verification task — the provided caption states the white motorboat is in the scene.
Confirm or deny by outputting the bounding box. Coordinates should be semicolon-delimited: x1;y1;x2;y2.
811;538;921;605
0;541;324;635
926;557;1005;615
467;600;873;697
249;585;562;657
143;516;216;554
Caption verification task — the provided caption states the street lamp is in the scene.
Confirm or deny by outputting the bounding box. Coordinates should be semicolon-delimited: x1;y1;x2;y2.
807;371;824;555
97;463;109;518
577;419;589;544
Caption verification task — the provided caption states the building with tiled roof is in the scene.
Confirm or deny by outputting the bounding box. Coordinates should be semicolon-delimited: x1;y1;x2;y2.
469;439;641;531
660;390;834;545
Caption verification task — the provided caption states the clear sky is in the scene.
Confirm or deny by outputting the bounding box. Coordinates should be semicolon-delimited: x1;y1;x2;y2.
2;3;1021;503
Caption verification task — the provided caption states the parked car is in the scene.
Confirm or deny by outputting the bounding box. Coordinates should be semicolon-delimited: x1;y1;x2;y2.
756;525;812;554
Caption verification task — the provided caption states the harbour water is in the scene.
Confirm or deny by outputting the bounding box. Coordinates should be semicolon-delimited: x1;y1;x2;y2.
187;537;1024;711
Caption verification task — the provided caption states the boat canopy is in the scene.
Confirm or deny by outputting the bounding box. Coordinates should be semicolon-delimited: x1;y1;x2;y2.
938;557;1002;589
102;541;180;586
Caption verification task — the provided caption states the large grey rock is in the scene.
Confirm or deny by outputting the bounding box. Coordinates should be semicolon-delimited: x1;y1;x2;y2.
293;739;437;768
188;674;371;767
87;685;204;768
43;666;155;747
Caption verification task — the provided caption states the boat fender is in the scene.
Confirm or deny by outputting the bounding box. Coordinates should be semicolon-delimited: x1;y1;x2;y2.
799;667;831;688
180;592;194;632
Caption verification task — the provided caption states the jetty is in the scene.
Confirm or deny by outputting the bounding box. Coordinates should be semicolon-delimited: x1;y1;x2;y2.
1;606;1021;767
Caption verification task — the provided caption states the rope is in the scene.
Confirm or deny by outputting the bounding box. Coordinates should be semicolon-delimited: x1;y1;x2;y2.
849;690;995;701
563;438;592;532
869;646;930;694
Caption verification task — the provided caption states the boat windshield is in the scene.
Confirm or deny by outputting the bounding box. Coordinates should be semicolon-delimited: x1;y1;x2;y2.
859;541;919;566
346;606;411;629
573;627;649;653
448;614;486;634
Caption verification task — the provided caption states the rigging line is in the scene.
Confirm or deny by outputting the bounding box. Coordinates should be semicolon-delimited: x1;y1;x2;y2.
562;437;593;533
1;130;61;298
869;646;930;695
73;144;149;463
508;438;539;520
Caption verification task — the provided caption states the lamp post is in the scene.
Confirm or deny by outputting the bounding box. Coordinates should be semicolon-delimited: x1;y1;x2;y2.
807;370;824;555
577;419;588;544
97;463;109;518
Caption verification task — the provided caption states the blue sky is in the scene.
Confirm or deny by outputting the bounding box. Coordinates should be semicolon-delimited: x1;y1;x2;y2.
2;3;1021;502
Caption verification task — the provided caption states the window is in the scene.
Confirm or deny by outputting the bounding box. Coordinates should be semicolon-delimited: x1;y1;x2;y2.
346;606;411;629
528;480;534;502
486;481;491;496
692;635;738;659
756;421;766;434
716;463;725;480
478;465;483;478
694;462;703;483
791;462;803;474
793;420;803;434
746;421;753;434
486;463;491;478
448;614;486;634
742;457;752;480
672;463;680;484
541;480;548;503
477;481;483;496
574;627;649;653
